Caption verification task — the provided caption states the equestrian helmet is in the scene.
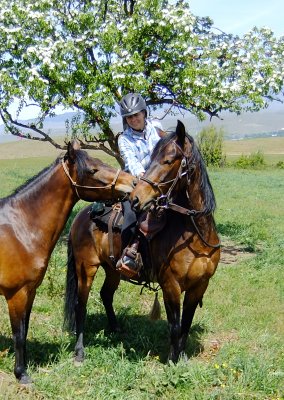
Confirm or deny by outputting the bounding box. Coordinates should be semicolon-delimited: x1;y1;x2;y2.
119;93;147;117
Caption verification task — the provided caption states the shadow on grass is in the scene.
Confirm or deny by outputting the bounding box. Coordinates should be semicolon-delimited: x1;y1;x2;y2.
76;311;205;363
0;334;62;367
0;312;205;370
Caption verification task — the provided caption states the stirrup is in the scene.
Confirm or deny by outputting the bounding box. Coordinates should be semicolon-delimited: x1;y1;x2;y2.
116;254;142;280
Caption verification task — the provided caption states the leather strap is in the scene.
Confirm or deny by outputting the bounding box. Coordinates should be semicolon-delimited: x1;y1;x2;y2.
108;203;122;263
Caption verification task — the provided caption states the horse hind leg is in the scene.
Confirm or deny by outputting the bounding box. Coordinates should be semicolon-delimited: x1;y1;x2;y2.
74;271;96;364
100;265;120;332
6;287;36;384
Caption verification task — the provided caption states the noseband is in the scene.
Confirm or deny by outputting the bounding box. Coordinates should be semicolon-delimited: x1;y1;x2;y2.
61;159;121;200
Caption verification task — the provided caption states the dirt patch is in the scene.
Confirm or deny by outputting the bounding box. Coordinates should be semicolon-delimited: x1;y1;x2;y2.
0;370;14;390
198;330;239;361
220;238;254;265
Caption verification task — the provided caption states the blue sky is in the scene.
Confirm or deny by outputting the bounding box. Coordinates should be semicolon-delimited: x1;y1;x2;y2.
189;0;284;37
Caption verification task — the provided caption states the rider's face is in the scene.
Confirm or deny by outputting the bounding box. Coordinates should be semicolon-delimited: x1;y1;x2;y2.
126;111;146;131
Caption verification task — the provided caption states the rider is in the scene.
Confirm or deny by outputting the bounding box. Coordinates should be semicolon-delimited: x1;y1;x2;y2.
116;92;165;279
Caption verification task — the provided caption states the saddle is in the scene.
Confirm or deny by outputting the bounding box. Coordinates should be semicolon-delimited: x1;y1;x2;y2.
90;201;123;231
89;201;167;274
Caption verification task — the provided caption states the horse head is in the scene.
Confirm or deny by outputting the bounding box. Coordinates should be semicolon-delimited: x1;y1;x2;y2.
130;120;194;212
63;140;135;202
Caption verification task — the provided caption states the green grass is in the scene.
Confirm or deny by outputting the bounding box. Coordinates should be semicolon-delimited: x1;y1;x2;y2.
0;159;283;399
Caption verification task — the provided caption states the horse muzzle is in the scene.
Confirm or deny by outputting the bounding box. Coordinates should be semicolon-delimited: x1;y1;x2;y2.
131;196;154;213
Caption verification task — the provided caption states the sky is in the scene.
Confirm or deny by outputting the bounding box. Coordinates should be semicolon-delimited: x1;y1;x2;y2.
5;0;284;121
189;0;284;37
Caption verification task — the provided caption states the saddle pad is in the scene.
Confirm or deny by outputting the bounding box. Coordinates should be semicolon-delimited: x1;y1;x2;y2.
90;203;123;230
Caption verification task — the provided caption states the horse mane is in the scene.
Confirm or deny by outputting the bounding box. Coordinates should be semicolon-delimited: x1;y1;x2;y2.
152;130;216;215
190;135;216;215
2;149;90;203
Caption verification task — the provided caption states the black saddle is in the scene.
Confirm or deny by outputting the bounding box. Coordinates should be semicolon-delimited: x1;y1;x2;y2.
89;201;123;231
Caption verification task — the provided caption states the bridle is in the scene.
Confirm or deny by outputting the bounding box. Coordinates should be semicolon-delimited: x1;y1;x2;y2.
139;138;193;206
139;138;221;249
140;140;193;197
61;159;122;200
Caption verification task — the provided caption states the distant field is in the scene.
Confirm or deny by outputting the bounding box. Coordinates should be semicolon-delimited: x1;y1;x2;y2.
224;136;284;163
0;135;283;164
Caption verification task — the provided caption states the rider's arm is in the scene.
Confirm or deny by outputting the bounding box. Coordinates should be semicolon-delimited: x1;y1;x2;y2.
118;135;145;177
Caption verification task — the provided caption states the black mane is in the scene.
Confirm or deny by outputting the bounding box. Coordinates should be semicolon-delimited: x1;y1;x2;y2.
151;130;216;214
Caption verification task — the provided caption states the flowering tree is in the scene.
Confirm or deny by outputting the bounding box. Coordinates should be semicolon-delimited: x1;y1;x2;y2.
0;0;283;162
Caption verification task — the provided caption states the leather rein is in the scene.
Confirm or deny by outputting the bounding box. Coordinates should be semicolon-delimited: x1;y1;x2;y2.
139;140;221;249
61;159;121;200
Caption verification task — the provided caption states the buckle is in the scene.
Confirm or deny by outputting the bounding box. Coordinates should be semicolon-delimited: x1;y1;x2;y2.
156;195;168;208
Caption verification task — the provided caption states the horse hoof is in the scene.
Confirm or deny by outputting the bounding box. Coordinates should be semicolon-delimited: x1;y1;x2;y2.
74;359;83;367
18;375;33;385
179;352;189;362
74;353;84;366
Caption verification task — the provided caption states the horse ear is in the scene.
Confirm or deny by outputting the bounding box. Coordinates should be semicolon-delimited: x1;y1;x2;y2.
176;120;186;147
67;140;80;163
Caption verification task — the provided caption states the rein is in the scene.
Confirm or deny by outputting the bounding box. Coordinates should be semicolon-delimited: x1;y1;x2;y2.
61;159;121;200
157;201;221;249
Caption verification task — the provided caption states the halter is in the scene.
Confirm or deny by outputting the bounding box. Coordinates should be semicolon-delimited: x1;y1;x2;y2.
139;138;221;249
61;159;121;200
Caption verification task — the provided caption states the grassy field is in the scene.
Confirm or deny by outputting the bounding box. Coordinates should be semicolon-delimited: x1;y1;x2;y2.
0;141;283;399
0;134;283;164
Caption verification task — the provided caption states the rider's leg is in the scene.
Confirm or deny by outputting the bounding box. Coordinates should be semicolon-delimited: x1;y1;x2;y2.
116;200;141;278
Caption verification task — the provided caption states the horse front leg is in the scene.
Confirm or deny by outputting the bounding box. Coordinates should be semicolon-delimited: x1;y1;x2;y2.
162;284;182;363
100;265;120;332
7;287;36;384
179;282;209;356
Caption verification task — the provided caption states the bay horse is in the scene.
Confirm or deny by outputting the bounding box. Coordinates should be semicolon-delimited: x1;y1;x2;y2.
64;121;220;364
0;140;134;384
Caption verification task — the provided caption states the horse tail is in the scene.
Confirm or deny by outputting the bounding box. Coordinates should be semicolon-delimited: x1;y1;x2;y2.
149;292;161;321
63;234;78;333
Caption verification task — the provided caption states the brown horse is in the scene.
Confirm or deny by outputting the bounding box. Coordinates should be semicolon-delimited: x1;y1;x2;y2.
64;121;220;364
0;140;134;384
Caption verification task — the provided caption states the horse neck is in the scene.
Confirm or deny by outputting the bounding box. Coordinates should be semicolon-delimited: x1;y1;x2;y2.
11;162;76;247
